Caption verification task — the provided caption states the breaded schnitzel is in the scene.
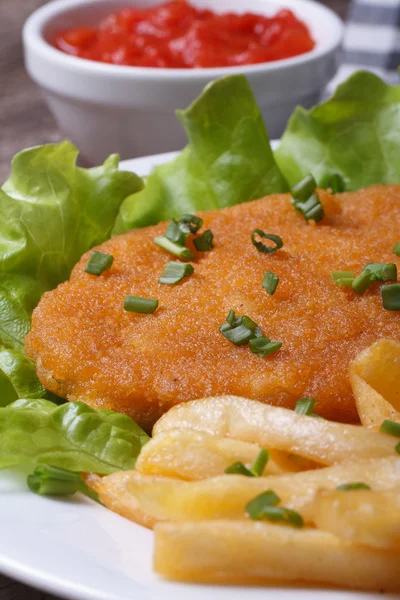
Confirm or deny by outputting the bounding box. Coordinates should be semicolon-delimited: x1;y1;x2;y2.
26;186;400;430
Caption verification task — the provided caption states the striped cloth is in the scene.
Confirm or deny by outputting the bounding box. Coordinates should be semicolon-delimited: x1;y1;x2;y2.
327;0;399;94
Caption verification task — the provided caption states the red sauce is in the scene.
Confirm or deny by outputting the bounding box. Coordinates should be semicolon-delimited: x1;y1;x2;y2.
54;1;315;69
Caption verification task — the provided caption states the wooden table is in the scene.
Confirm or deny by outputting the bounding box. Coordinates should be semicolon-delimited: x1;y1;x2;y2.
0;1;349;598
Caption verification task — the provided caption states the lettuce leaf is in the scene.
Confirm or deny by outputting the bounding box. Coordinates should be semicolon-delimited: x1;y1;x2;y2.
0;274;43;352
0;399;149;473
1;142;143;290
275;71;400;190
0;349;48;406
113;75;288;233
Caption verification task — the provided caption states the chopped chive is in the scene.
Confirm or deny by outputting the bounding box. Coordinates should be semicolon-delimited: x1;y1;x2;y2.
85;251;113;276
164;220;187;245
249;337;282;358
262;270;279;295
220;310;278;355
177;214;203;234
251;506;304;528
225;448;270;478
194;229;214;251
124;295;158;314
365;263;397;282
220;310;259;345
353;263;397;295
291;175;324;222
292;193;324;222
250;449;270;477
226;309;237;327
396;442;400;455
291;174;317;203
246;490;280;515
331;271;355;287
337;482;371;491
154;236;195;261
380;419;400;437
241;315;263;336
352;270;373;295
393;242;400;257
225;461;254;476
221;324;256;346
319;173;345;194
27;465;99;501
159;261;194;285
164;214;204;244
246;491;303;528
251;230;283;255
382;284;400;311
295;397;317;416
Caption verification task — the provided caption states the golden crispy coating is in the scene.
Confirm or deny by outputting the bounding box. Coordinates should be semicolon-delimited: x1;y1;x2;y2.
26;186;400;430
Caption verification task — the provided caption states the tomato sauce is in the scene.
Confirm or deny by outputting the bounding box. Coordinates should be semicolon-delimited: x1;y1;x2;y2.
54;1;315;68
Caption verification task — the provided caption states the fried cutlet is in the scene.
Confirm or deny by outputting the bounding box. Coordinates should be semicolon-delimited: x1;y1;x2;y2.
25;186;400;430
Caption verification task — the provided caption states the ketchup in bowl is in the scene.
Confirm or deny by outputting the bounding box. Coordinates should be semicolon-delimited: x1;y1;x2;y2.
54;0;315;68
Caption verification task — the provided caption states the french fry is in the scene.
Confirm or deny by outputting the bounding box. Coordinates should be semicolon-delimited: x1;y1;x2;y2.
84;472;156;529
313;487;400;550
154;520;400;591
350;339;400;427
153;395;397;464
97;456;400;524
135;429;308;480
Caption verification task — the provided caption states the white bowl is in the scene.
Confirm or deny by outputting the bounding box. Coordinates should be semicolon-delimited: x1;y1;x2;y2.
23;0;343;164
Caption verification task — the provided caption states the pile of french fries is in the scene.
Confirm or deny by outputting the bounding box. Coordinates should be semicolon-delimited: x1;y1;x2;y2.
89;339;400;591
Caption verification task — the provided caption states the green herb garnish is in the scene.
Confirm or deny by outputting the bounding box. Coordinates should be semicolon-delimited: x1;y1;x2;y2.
194;230;214;251
177;214;203;234
220;310;281;357
153;236;195;261
352;263;397;295
380;419;400;437
164;214;204;245
382;284;400;311
27;464;99;500
337;482;371;491
85;251;114;276
159;261;194;285
225;448;270;478
221;324;255;346
251;230;283;255
124;296;159;314
331;271;355;287
156;214;204;259
291;175;324;222
249;337;282;358
246;491;304;528
294;397;317;416
262;270;279;295
219;310;262;346
393;242;400;257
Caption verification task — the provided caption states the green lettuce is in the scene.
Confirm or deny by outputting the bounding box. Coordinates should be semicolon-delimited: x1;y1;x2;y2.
1;142;143;290
275;71;400;190
113;75;288;233
0;349;48;406
0;274;43;352
0;399;149;473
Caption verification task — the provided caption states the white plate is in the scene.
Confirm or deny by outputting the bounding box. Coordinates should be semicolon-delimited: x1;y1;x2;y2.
0;151;396;600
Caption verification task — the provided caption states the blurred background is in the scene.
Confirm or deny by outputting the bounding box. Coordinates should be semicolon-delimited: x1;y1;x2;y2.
0;0;349;180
